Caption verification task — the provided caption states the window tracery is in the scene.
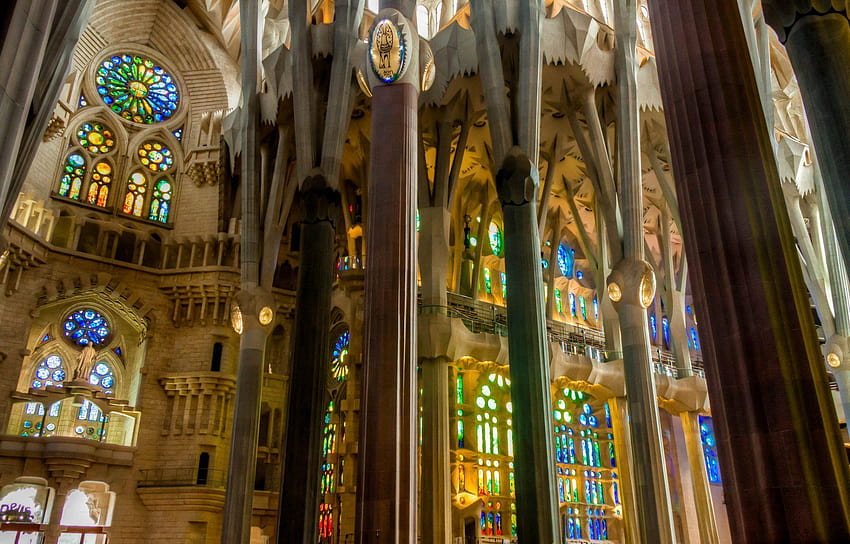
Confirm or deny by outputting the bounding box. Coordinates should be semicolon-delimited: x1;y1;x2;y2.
54;52;181;225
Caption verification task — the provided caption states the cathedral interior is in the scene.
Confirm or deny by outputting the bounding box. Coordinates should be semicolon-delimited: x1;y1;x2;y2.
1;0;849;543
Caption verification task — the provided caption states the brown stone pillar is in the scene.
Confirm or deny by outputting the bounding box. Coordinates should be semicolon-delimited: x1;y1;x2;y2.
277;175;339;544
648;0;850;541
355;8;419;540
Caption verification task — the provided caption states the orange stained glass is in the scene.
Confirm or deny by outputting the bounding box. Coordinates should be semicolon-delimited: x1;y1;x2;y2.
123;172;147;216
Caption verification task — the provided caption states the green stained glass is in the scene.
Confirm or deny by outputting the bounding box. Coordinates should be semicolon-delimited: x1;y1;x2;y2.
483;268;492;294
456;373;464;404
488;221;503;256
96;55;179;124
59;153;86;199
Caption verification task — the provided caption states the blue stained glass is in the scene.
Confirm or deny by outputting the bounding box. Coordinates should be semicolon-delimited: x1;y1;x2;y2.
63;309;110;346
331;330;350;382
650;315;658;340
662;316;671;347
557;243;574;277
690;327;701;350
36;368;50;380
699;416;722;484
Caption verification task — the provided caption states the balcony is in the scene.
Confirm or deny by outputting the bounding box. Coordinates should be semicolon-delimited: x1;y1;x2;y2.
136;467;227;512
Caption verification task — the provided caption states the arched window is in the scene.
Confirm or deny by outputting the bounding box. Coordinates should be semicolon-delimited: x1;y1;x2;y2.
552;388;618;541
31;354;66;389
468;372;514;537
197;452;210;485
558;243;575;278
488;221;504;257
56;122;118;207
54;52;181;223
58;153;87;200
149;178;172;222
416;5;430;38
699;416;721;484
123;171;147;216
211;342;223;372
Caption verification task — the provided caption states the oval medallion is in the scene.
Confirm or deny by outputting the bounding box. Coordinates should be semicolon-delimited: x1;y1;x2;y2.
370;18;407;83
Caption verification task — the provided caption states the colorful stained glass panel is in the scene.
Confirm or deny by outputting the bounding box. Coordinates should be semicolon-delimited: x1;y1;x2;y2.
76;122;115;154
138;141;174;172
59;153;86;200
96;55;179;124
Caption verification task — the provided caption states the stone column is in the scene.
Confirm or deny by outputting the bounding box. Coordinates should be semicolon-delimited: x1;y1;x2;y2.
277;175;339;544
355;7;419;542
608;259;676;544
649;0;850;541
495;150;560;544
680;411;719;544
420;356;452;544
222;290;272;543
761;3;850;269
607;396;639;544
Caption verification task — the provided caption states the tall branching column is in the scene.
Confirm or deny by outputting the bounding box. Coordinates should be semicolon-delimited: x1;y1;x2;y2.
469;0;560;540
608;3;676;542
222;1;272;541
650;0;850;540
356;6;419;542
278;176;339;543
496;152;560;544
762;2;850;271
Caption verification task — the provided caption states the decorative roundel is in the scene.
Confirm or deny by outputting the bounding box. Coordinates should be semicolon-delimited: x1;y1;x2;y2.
96;54;180;124
138;141;174;172
63;309;110;346
76;122;115;154
488;222;503;257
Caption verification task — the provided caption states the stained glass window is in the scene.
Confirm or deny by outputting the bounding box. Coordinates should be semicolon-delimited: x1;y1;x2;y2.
319;401;337;537
483;268;492;294
149;178;172;223
124;172;147;216
699;416;722;484
64;309;110;346
488;222;503;257
330;330;350;383
689;327;701;351
579;296;587;320
500;272;507;300
76;122;115;154
569;293;577;317
650;315;658;341
558;243;575;278
662;316;671;347
86;161;112;207
31;355;66;390
138;141;174;172
96;55;179;124
89;362;115;395
173;128;183;141
58;153;86;200
555;289;563;314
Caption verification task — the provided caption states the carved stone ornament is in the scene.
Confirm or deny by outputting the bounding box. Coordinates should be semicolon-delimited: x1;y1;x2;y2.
606;258;656;308
495;148;539;206
370;17;409;83
762;0;848;41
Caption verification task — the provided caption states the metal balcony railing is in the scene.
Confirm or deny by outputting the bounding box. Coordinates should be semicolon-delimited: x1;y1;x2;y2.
137;467;227;489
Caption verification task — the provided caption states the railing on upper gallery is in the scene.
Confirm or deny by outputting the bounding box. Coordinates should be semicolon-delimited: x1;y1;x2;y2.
137;467;227;489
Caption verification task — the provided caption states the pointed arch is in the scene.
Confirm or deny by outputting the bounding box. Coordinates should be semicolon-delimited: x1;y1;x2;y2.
123;170;148;217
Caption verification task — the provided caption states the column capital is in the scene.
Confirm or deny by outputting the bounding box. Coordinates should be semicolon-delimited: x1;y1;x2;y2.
606;258;656;309
762;0;849;41
495;147;538;206
301;170;340;227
